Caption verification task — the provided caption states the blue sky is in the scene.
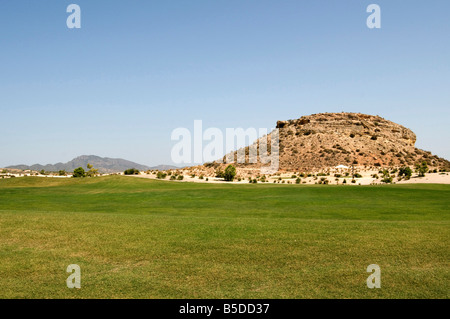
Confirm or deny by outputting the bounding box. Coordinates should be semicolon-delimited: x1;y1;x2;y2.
0;0;449;167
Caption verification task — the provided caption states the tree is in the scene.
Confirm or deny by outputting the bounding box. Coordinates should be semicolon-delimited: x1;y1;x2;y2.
58;170;67;176
223;164;236;181
416;161;428;177
398;166;412;180
86;163;99;177
73;167;85;178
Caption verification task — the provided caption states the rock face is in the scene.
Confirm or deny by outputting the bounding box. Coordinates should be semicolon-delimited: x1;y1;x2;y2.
221;112;449;172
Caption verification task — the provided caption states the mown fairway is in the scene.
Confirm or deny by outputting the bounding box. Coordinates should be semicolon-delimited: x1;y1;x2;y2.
0;176;448;298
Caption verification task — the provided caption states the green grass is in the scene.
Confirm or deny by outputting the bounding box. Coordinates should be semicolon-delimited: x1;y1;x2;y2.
0;176;448;298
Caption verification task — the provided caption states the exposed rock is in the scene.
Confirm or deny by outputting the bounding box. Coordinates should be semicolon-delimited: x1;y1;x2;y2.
219;112;449;172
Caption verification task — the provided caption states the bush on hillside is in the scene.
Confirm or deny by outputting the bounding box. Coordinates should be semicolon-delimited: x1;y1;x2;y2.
223;165;236;182
124;168;140;175
398;166;412;180
416;161;428;177
156;171;167;179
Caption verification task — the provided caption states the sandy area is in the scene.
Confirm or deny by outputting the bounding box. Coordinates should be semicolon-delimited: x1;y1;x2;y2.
396;173;450;184
129;170;450;185
3;167;448;185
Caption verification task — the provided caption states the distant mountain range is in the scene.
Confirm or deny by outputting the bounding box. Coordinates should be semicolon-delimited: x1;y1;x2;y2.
6;155;179;173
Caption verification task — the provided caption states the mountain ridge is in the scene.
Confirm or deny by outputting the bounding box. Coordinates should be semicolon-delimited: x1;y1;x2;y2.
6;155;178;173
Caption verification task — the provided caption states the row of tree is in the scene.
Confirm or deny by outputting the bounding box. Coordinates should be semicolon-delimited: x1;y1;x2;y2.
73;164;98;178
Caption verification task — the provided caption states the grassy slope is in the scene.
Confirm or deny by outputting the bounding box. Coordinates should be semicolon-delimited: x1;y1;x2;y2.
0;176;448;298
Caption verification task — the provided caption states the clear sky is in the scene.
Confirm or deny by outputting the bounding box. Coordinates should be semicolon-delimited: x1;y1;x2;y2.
0;0;449;167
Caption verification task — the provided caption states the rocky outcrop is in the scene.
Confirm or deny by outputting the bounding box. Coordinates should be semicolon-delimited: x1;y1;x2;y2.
219;112;449;172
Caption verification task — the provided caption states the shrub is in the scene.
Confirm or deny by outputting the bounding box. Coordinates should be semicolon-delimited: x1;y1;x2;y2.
124;168;140;175
170;175;176;180
177;175;184;180
156;171;167;179
398;166;412;179
223;165;236;181
73;167;85;178
215;170;224;178
416;161;428;177
295;178;301;184
382;176;393;183
350;133;355;138
353;173;362;178
380;169;393;183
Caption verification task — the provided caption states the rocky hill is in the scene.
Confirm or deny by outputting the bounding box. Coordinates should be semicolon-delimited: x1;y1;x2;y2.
216;112;449;172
